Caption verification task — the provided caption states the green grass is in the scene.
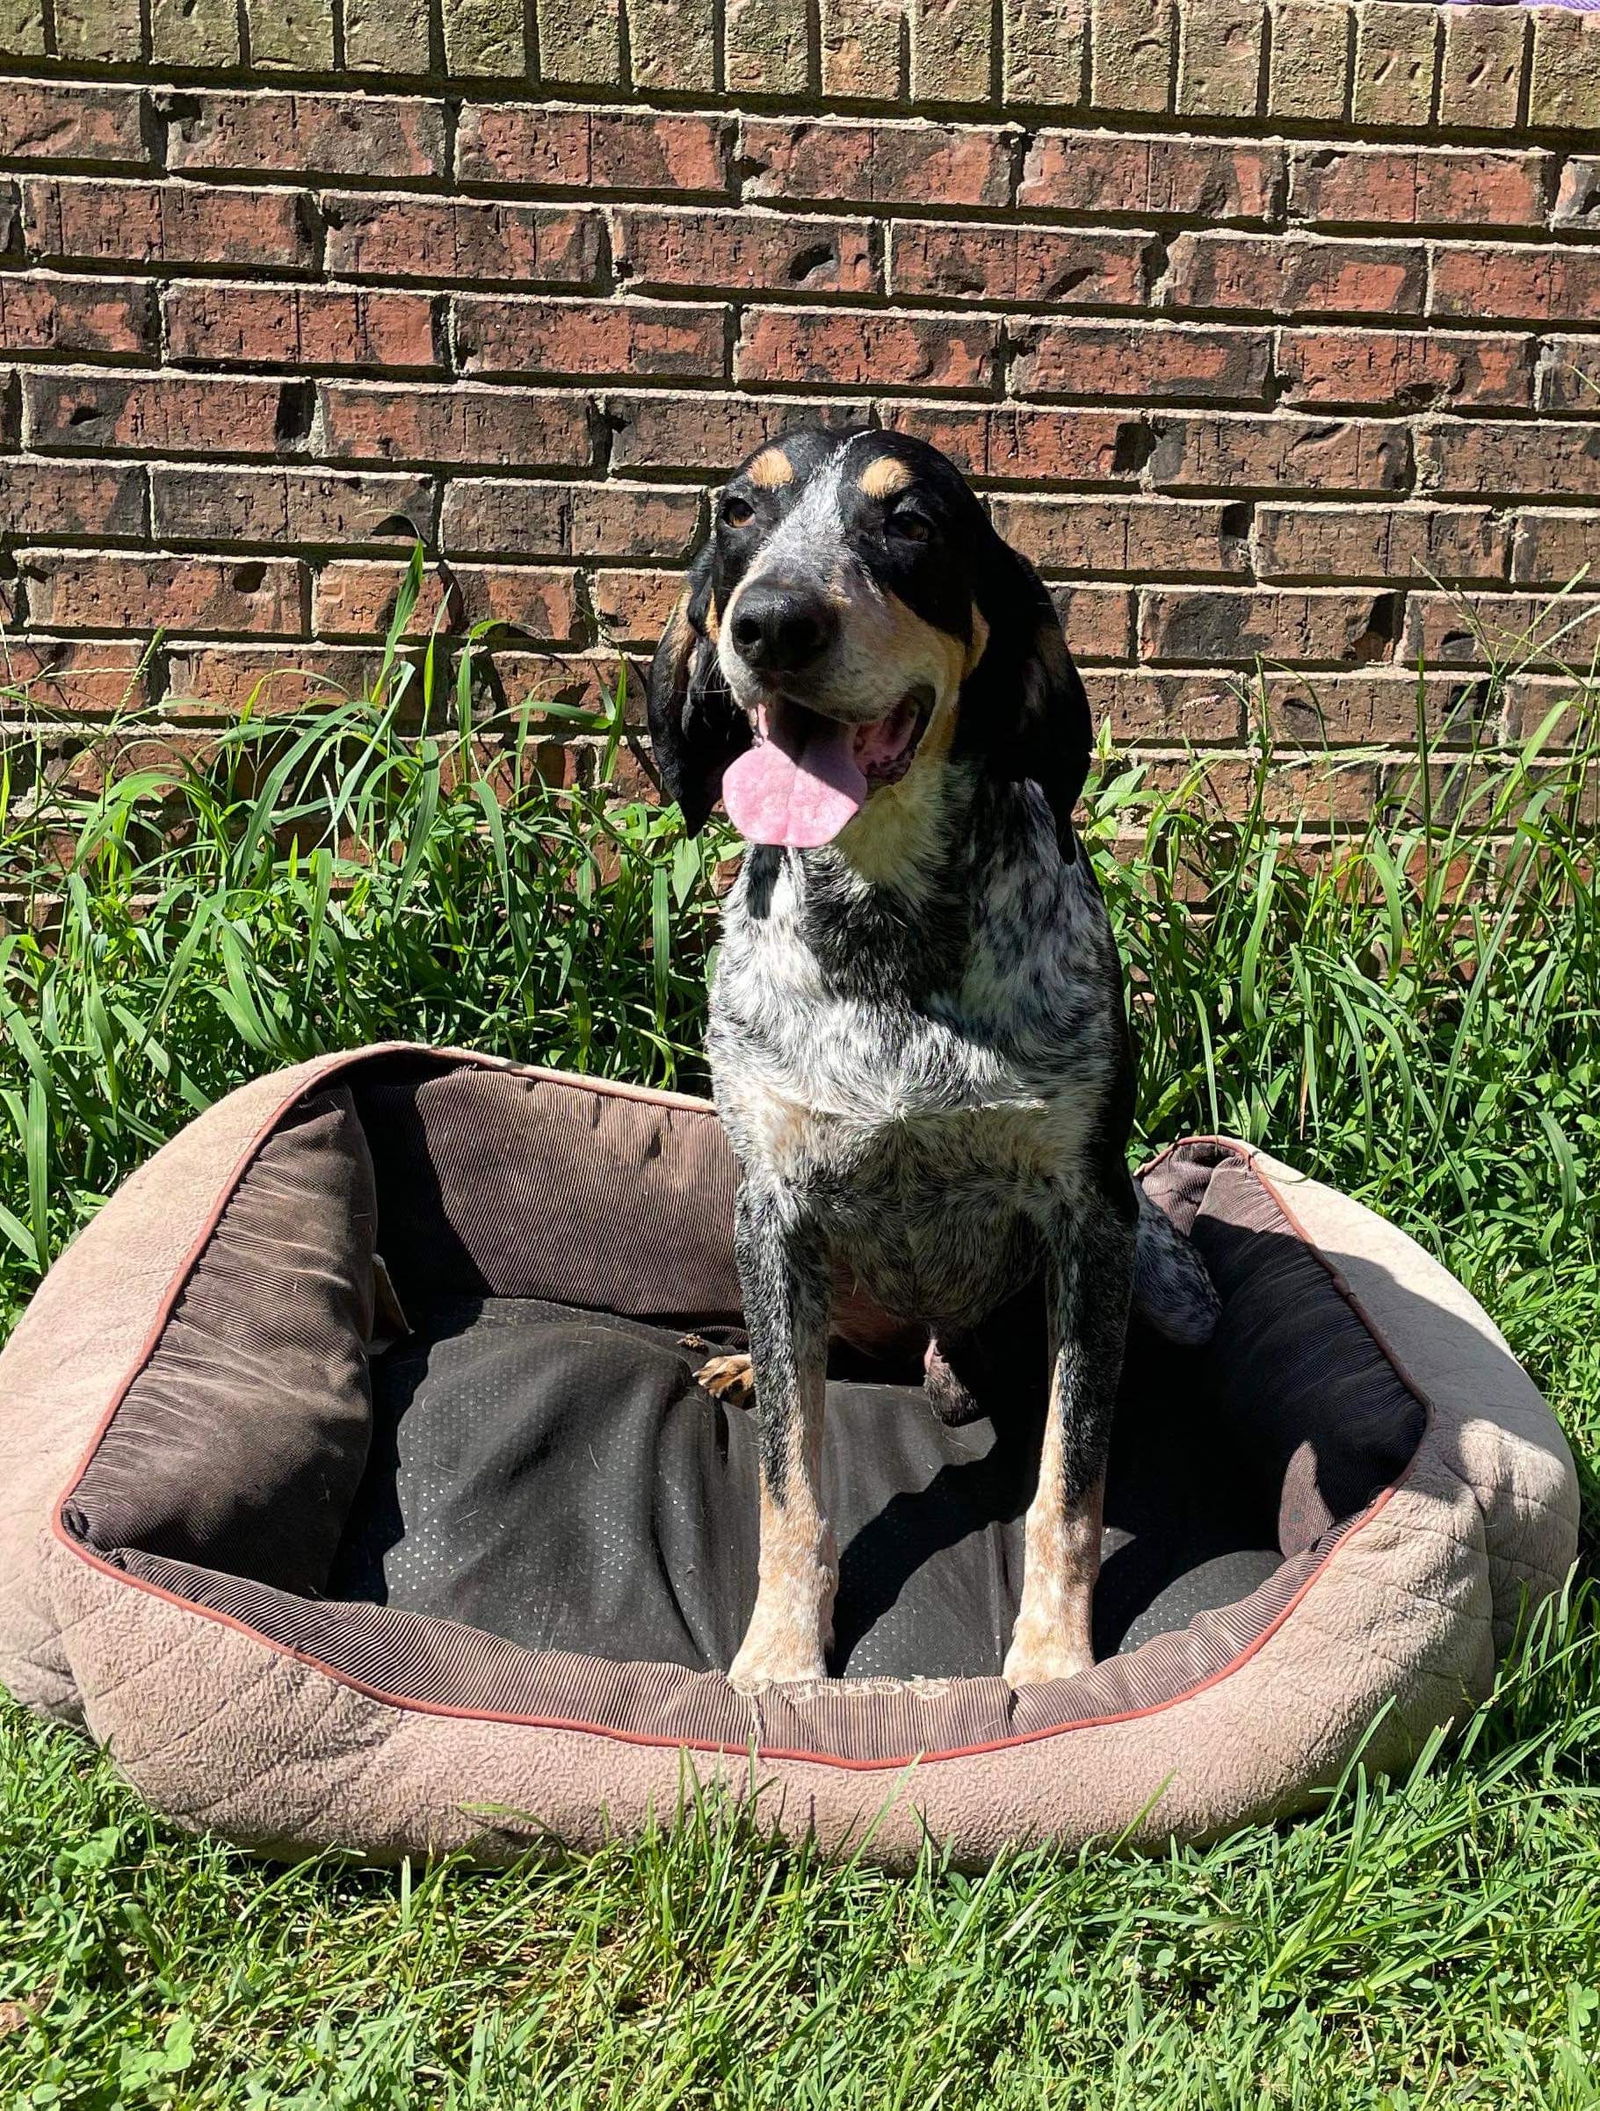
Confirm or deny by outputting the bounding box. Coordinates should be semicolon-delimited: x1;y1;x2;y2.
2;597;1599;2106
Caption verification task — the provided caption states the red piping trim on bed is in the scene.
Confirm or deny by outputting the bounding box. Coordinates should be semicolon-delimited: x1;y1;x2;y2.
49;1053;1430;1775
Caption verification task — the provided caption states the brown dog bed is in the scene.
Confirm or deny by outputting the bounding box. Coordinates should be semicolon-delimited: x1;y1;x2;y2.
0;1046;1577;1868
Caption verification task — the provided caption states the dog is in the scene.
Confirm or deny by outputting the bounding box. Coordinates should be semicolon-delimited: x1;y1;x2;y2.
647;425;1217;1692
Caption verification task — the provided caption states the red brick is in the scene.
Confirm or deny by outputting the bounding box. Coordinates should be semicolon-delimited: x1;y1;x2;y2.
314;560;582;640
456;106;730;194
324;197;603;286
0;459;144;537
1258;672;1498;746
475;648;630;716
591;566;682;644
319;382;594;467
440;479;703;559
605;393;873;473
1138;753;1380;826
742;118;1010;208
1020;133;1283;221
1081;669;1245;743
25;373;293;456
1163;233;1428;317
164;282;438;370
152;467;434;545
1555;158;1600;232
456;296;727;381
163;644;383;716
739;309;996;392
0;636;148;717
613;209;877;295
18;550;304;635
1289;146;1551;230
1417;422;1600;500
1405;592;1600;670
1277;328;1534;410
0;273;153;356
1149;414;1411;493
1539;339;1600;415
1431;246;1600;325
890;225;1147;305
886;404;1146;482
165;91;448;179
1011;321;1271;402
23;178;313;270
989;496;1248;575
0;81;148;165
1141;587;1404;664
1255;504;1512;584
1050;585;1135;661
1511;511;1600;587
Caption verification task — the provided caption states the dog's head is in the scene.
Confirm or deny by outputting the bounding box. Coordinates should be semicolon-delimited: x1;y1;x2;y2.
646;427;1091;856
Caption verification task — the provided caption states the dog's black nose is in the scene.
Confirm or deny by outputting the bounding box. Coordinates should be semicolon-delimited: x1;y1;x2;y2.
729;585;837;674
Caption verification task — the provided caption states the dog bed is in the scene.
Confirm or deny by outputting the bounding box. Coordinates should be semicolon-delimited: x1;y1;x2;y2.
0;1045;1577;1869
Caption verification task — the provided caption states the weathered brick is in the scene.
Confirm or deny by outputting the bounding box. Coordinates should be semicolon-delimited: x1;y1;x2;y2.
1255;503;1511;584
1555;160;1600;232
1504;672;1592;745
819;0;904;98
1143;586;1403;665
166;94;449;180
152;0;239;66
1019;132;1282;220
1512;511;1600;587
0;274;153;356
318;382;593;467
629;0;717;91
23;179;313;271
909;0;992;103
606;393;874;472
0;82;148;165
1011;320;1271;401
738;308;996;392
1529;8;1600;130
0;459;144;537
164;283;439;370
1050;585;1135;659
989;495;1247;574
886;403;1145;481
1276;328;1535;410
0;637;147;717
1418;421;1600;500
725;0;809;92
1267;0;1348;122
1352;2;1437;128
1176;0;1264;119
324;197;603;286
246;0;335;68
1091;0;1176;113
1406;591;1600;670
1004;0;1086;104
25;373;293;457
537;0;622;84
890;224;1145;305
742;119;1010;209
614;209;877;295
1290;147;1550;231
1150;414;1411;493
455;297;727;381
54;0;141;61
164;646;383;717
443;0;525;74
1163;233;1427;317
19;551;305;636
1081;668;1243;742
315;561;581;640
151;467;436;546
1437;3;1524;132
1431;246;1600;326
457;107;730;194
0;0;45;54
1538;339;1600;416
441;478;703;559
1151;755;1382;827
591;566;681;645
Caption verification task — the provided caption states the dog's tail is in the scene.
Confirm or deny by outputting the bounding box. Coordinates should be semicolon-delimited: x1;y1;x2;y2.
1132;1186;1221;1347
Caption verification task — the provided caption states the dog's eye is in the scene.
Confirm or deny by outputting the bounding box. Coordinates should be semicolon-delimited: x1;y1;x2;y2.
889;510;933;545
722;496;755;528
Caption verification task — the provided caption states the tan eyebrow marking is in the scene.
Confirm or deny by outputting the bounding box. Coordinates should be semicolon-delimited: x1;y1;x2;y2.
747;446;794;489
859;454;912;500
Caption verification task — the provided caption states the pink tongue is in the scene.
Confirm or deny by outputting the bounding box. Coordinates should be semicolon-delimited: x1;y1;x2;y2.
722;711;867;848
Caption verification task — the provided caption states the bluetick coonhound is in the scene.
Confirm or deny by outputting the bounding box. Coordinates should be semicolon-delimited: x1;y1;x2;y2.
647;426;1217;1692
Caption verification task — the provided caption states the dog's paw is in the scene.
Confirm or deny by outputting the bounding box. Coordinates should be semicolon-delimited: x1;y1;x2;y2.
728;1635;830;1694
1001;1632;1096;1688
694;1351;755;1408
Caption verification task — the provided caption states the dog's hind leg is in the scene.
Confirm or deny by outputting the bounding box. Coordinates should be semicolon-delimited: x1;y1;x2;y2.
727;1184;837;1693
1003;1188;1135;1688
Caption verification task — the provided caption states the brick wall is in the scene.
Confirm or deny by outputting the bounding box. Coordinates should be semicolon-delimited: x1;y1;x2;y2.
1;0;1598;821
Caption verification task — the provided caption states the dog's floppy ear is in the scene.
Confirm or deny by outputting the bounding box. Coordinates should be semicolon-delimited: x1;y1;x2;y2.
967;540;1092;859
646;550;751;835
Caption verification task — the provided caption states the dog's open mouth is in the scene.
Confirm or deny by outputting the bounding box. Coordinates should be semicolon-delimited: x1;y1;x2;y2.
722;689;933;849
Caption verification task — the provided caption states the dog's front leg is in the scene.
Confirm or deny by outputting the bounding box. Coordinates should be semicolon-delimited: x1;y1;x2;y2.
1003;1192;1135;1687
727;1181;836;1693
